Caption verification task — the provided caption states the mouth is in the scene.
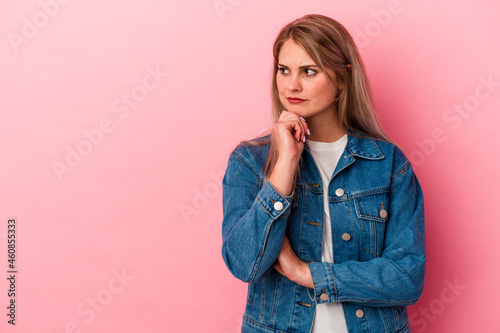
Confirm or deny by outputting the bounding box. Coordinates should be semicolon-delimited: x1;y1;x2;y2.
287;97;306;104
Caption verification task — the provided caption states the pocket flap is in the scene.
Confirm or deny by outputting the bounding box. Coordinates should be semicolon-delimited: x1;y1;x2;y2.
354;193;389;222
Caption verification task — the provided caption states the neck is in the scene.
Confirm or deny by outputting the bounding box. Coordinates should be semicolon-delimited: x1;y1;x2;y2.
306;110;346;142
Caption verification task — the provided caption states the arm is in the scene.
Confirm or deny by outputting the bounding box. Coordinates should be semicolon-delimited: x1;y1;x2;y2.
221;149;292;282
275;235;314;288
222;111;310;283
307;159;425;306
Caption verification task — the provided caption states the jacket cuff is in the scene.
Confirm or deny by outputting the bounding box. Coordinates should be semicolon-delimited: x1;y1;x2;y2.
308;261;338;304
256;180;292;219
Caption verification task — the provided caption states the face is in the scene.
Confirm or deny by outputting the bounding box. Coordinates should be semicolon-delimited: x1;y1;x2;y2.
276;39;338;121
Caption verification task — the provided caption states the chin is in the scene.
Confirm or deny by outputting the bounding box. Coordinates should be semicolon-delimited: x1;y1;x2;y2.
285;109;304;117
285;104;306;113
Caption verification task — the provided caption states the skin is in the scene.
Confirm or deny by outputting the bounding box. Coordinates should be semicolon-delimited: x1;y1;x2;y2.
269;39;346;289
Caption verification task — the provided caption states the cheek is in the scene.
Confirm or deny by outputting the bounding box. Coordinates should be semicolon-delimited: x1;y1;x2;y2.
276;76;285;95
313;81;336;102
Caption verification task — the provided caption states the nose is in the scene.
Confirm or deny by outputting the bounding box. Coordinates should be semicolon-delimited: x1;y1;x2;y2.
286;73;302;92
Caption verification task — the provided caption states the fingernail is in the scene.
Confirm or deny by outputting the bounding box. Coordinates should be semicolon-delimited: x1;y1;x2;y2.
296;136;300;142
300;117;306;122
307;129;311;135
302;135;306;143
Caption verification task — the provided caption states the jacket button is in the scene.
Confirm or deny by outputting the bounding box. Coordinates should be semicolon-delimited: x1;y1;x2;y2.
335;188;344;197
274;201;283;211
320;292;329;301
356;309;364;318
342;233;351;241
379;209;388;218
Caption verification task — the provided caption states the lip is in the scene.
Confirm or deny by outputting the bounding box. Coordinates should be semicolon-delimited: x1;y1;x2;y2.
287;97;306;104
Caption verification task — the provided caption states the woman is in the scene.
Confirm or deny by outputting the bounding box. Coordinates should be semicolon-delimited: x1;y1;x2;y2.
222;14;425;333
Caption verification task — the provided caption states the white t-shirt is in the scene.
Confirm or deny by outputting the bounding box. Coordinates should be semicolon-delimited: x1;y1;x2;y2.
307;135;349;333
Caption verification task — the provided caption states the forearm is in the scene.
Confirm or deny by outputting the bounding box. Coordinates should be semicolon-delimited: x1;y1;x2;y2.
308;255;425;307
269;157;299;197
308;161;425;306
274;236;314;289
222;178;292;282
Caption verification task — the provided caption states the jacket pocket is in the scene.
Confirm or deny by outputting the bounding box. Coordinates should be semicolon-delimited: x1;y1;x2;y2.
353;190;389;259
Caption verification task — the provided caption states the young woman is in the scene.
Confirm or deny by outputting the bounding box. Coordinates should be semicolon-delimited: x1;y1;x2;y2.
222;14;425;333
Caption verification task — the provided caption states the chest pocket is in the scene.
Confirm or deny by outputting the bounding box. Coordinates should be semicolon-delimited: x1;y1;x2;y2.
353;190;389;259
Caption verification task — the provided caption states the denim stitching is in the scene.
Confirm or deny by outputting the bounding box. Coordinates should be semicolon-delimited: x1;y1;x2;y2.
391;306;398;331
397;321;410;333
288;284;299;330
243;315;287;333
348;203;355;259
260;275;266;323
231;151;260;179
391;159;412;184
270;274;281;327
327;263;337;301
381;307;389;333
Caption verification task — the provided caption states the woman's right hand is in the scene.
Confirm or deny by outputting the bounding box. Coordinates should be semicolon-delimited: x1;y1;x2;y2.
268;110;309;196
272;110;310;162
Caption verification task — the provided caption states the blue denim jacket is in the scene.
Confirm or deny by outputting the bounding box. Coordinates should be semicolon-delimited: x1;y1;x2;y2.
222;132;425;333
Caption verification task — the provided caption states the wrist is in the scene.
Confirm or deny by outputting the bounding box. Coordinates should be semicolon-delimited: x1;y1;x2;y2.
299;262;314;289
276;153;301;168
269;158;298;197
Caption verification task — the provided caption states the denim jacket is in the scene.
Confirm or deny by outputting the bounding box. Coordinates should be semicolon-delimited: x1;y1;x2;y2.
222;132;425;333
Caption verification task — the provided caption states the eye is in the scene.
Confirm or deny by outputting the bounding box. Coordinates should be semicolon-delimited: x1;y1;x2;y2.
304;68;317;76
278;67;289;75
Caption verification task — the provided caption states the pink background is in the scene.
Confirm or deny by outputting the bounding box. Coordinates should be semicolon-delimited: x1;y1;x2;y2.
1;0;499;332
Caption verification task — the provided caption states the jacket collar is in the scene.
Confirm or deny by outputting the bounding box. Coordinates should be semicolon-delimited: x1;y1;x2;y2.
303;130;384;160
345;130;385;160
300;130;385;186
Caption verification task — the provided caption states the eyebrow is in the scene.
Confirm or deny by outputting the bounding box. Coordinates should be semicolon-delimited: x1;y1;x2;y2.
278;63;319;69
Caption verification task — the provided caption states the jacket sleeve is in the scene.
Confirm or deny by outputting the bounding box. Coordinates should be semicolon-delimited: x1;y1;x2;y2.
308;157;426;307
221;148;293;283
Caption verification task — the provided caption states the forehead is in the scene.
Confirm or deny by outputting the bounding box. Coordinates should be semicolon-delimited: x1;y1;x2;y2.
278;39;317;66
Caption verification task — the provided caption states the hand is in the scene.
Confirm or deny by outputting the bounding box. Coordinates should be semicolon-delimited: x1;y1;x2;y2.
268;111;310;196
271;110;310;162
275;236;314;289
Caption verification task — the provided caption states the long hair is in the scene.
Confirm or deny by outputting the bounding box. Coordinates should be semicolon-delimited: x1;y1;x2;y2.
246;14;392;180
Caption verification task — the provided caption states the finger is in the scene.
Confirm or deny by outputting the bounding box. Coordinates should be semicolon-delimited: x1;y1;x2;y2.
283;113;308;142
290;118;306;142
277;114;304;142
299;117;311;137
295;117;309;141
277;111;309;143
274;120;301;143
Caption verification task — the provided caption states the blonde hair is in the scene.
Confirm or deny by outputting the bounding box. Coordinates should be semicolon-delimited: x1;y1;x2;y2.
247;14;392;178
